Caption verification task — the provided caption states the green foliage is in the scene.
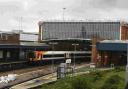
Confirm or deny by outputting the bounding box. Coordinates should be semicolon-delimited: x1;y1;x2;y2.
114;66;125;72
71;77;91;89
100;83;118;89
92;71;103;82
41;68;125;89
106;75;121;84
100;75;122;89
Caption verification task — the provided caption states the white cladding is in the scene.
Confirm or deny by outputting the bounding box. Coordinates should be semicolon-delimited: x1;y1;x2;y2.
20;33;38;41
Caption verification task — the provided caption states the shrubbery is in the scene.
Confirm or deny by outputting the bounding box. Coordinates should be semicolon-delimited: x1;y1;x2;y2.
92;71;103;82
41;67;125;89
114;66;125;72
71;77;91;89
100;75;122;89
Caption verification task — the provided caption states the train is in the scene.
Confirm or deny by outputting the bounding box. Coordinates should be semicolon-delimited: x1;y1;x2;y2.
27;51;91;62
0;51;91;72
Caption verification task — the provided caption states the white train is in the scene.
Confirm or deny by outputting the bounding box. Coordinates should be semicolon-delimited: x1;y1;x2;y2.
27;51;91;62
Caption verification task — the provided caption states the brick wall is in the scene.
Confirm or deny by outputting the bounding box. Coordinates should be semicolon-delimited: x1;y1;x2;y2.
121;25;128;40
0;33;19;44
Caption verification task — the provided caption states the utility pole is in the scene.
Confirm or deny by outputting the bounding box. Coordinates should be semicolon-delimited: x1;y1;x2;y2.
49;42;58;76
72;43;79;70
126;43;128;86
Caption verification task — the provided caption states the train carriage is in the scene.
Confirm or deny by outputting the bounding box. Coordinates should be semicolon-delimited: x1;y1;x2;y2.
27;51;91;62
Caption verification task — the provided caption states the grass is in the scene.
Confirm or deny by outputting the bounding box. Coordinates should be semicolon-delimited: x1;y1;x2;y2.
41;67;125;89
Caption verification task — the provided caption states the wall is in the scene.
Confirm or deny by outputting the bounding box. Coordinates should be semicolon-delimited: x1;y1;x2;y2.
20;33;38;42
0;33;19;44
121;25;128;40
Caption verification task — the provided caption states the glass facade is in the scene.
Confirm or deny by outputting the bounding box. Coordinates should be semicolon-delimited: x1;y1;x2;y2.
41;22;121;40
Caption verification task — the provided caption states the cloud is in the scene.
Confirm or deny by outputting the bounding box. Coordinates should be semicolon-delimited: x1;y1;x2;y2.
0;0;128;32
91;0;117;8
91;0;128;9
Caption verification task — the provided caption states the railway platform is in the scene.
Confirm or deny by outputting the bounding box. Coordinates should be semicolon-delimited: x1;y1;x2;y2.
0;61;28;71
10;63;91;89
8;63;114;89
0;66;52;89
10;73;57;89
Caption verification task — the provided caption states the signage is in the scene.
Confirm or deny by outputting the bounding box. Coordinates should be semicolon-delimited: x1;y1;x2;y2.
66;59;71;64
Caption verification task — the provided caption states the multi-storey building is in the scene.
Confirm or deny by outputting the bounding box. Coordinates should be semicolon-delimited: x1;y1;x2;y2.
38;21;128;66
38;21;125;41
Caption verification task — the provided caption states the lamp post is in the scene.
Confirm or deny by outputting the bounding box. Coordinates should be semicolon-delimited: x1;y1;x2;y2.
62;8;66;21
126;43;128;86
49;42;58;76
72;44;79;70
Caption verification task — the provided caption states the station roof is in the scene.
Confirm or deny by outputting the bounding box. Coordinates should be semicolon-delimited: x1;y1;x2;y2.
43;38;91;42
0;43;49;50
97;40;128;51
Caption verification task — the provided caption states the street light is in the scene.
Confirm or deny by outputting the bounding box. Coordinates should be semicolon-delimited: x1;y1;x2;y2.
72;43;79;70
62;8;66;21
49;42;58;76
126;43;128;87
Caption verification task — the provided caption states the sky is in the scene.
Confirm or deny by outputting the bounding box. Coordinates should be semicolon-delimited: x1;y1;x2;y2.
0;0;128;32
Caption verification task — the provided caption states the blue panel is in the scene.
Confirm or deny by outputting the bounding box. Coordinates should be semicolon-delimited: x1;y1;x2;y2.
97;43;127;51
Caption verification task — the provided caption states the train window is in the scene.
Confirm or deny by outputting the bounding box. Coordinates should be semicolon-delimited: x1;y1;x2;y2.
43;54;64;58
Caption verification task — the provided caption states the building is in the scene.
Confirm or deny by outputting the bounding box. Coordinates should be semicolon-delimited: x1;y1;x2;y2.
38;21;124;41
38;21;128;66
0;31;49;63
96;40;128;66
0;31;19;44
19;32;38;45
12;30;38;44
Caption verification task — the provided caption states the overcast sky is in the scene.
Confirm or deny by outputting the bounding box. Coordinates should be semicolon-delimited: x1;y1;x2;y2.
0;0;128;32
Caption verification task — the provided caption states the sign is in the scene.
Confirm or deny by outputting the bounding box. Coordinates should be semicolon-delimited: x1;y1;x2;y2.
66;59;71;64
65;53;70;58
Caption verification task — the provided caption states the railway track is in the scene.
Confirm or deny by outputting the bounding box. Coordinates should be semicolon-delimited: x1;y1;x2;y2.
0;65;52;89
0;61;89;88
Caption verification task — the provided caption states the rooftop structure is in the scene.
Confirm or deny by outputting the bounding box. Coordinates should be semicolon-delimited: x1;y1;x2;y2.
19;32;38;42
99;40;128;43
39;21;123;41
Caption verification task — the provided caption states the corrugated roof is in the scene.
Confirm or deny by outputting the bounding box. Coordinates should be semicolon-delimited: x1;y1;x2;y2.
100;40;128;43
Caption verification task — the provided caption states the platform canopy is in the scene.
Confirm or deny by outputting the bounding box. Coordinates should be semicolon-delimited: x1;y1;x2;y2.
0;43;49;50
97;40;128;51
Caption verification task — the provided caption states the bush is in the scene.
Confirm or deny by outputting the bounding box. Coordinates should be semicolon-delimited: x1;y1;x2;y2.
100;75;122;89
101;83;118;89
71;77;91;89
106;75;121;84
114;66;125;72
91;70;103;82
